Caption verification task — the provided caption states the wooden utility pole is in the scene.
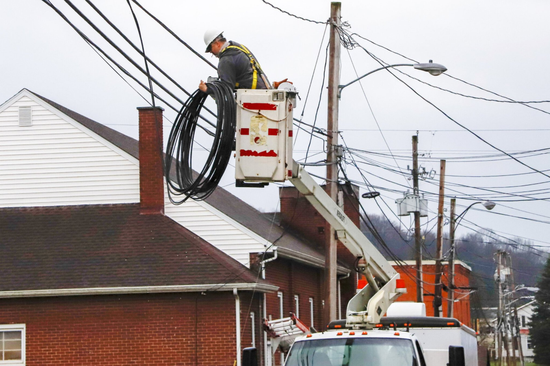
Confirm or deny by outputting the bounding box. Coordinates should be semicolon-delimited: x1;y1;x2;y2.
447;198;456;317
509;255;517;366
412;135;423;303
434;159;446;317
496;250;504;366
325;1;341;325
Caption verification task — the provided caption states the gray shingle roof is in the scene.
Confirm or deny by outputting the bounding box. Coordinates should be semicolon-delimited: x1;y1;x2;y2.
0;204;275;294
29;89;337;271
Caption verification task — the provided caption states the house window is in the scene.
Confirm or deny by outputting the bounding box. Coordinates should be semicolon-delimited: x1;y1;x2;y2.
294;295;300;318
309;297;314;328
277;291;284;318
18;106;32;127
522;315;526;328
0;324;25;364
527;336;533;350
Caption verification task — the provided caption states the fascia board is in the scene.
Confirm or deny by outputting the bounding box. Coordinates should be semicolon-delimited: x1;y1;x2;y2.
0;283;279;299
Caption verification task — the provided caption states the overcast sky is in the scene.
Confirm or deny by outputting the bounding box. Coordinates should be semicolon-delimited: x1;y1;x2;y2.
2;0;550;257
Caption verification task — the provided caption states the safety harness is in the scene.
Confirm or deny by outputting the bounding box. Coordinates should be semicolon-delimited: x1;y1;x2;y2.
220;43;265;89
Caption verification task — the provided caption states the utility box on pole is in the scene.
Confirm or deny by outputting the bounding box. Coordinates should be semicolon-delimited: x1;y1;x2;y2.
235;88;296;183
396;194;428;217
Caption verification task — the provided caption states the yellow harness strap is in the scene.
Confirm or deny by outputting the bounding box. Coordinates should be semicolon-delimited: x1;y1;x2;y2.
223;43;263;89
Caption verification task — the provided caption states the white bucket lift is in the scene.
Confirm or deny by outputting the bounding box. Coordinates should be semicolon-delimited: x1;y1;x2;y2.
235;88;296;185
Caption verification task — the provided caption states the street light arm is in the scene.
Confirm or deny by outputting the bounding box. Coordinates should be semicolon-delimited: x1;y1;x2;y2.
338;60;447;98
447;199;495;318
338;63;414;97
454;202;482;229
454;200;496;232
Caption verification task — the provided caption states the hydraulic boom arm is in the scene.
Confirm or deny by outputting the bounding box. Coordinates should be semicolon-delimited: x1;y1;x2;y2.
233;88;404;328
289;161;405;328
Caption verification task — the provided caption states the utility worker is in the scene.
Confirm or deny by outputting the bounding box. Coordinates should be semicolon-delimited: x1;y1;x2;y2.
199;30;271;93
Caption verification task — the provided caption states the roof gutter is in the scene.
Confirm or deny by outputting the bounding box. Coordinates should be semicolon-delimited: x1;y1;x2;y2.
0;283;279;299
277;247;351;275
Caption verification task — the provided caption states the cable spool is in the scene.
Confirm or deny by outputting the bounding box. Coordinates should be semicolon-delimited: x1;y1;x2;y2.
165;81;236;203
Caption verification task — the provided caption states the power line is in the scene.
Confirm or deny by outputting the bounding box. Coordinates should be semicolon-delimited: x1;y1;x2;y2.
260;0;327;24
339;27;550;180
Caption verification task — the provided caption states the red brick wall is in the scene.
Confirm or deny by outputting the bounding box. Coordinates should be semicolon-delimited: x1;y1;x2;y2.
264;258;322;329
393;263;472;326
264;258;323;366
0;292;262;366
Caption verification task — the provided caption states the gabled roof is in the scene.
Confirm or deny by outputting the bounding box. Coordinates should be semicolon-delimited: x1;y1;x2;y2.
0;204;276;297
19;89;347;273
517;299;536;311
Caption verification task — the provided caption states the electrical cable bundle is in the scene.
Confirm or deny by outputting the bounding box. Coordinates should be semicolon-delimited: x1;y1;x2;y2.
165;81;236;203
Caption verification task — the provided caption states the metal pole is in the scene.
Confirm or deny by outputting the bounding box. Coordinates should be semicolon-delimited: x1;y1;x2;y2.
412;135;423;303
447;198;456;317
325;1;341;325
434;159;446;317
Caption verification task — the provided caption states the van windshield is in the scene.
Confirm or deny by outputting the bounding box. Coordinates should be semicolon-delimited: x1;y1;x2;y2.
285;337;417;366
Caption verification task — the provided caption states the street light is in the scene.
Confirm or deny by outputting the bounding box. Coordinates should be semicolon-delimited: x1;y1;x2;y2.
447;200;496;317
337;60;447;98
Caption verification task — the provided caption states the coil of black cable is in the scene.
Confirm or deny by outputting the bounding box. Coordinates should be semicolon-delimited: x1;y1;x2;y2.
165;81;235;203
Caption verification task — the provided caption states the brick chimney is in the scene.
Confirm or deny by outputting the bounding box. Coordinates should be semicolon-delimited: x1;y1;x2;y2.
138;106;164;215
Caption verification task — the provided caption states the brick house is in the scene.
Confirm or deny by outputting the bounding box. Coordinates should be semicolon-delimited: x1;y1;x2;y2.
516;300;535;362
0;89;357;366
392;260;473;326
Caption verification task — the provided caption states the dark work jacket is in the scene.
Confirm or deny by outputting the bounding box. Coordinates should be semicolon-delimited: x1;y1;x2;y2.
217;41;268;90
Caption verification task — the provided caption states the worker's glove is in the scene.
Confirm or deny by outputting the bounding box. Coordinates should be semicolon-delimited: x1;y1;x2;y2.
273;78;291;89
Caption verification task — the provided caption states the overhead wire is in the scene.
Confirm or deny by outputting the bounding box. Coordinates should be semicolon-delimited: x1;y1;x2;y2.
339;27;550;180
343;142;550;254
340;137;415;236
129;0;218;70
397;69;550;116
125;0;155;106
346;147;550;241
42;0;177;110
350;32;550;108
304;42;330;163
63;0;188;108
294;23;330;144
45;0;219;137
349;146;550;163
260;0;327;25
344;47;412;190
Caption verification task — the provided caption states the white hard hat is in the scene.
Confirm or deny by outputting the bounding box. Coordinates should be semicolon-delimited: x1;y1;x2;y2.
204;29;224;52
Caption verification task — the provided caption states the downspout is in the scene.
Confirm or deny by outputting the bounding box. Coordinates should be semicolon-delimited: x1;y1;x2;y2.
337;272;351;320
260;247;278;366
234;288;241;366
260;247;278;279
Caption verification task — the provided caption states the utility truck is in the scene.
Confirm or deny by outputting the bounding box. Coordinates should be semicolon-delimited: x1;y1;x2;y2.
235;88;473;366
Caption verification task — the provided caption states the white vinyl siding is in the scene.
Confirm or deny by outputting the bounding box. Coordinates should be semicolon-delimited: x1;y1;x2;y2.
0;94;139;207
0;90;272;268
165;195;272;267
